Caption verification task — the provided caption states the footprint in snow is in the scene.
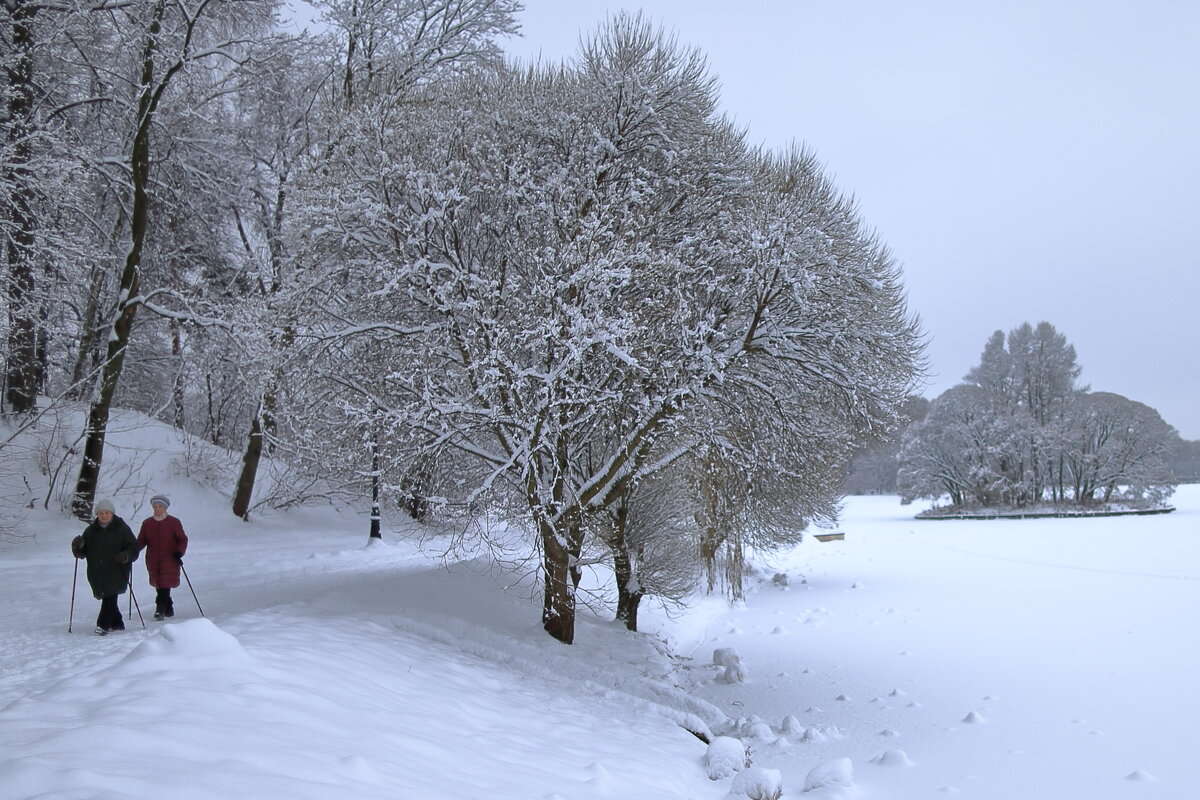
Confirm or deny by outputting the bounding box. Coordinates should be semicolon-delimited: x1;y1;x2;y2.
1125;770;1156;782
961;711;987;724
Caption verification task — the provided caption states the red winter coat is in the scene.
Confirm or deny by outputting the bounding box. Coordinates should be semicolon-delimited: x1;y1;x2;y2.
137;514;188;588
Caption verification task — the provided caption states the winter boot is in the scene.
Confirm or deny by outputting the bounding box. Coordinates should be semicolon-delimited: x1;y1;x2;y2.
94;626;108;636
157;588;174;619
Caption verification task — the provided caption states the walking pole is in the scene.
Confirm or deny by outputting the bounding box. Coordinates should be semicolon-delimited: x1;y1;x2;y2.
69;558;79;633
127;577;146;629
180;562;205;617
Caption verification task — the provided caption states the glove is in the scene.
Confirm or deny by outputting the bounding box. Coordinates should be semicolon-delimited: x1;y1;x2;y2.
173;551;183;563
71;536;85;558
114;552;129;564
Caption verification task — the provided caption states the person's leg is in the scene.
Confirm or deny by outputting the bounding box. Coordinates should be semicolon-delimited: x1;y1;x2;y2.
110;595;125;630
155;587;172;620
96;595;118;632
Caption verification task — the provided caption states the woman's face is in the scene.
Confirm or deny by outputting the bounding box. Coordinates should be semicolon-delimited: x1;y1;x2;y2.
152;502;167;515
96;510;113;524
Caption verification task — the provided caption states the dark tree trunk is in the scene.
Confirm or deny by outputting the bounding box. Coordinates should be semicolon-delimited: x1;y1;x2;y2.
539;515;576;645
232;401;265;519
171;318;185;429
606;496;643;632
369;441;381;540
231;353;283;518
3;0;43;413
69;268;106;398
613;547;644;632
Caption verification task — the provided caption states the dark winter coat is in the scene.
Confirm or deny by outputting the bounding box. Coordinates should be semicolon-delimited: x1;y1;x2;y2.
72;516;139;599
137;514;188;589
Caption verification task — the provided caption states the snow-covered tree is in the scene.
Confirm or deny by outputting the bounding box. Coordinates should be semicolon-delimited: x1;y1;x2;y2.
1063;392;1176;507
223;0;521;519
291;13;922;643
62;1;287;518
901;323;1174;510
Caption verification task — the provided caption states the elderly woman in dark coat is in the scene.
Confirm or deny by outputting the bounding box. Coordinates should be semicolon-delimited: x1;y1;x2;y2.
71;499;139;635
137;493;188;620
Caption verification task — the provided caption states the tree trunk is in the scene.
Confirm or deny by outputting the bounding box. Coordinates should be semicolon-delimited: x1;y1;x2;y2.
232;401;265;519
3;0;42;413
369;441;381;540
170;318;185;429
69;268;106;398
613;545;644;632
539;516;576;644
71;1;168;518
607;497;643;632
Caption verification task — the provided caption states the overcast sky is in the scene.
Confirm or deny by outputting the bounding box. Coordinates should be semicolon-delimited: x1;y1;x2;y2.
501;1;1200;438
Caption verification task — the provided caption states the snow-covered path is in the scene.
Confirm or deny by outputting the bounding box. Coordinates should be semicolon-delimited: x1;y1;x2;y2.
662;489;1200;798
1;505;724;800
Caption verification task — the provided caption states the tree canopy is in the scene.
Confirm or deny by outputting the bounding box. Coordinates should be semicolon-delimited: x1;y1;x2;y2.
899;322;1175;512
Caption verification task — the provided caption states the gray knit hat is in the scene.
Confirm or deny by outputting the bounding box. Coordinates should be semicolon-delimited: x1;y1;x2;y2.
95;499;115;514
150;494;170;509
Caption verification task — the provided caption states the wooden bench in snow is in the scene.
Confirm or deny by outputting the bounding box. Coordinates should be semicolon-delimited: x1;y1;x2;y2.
814;532;845;542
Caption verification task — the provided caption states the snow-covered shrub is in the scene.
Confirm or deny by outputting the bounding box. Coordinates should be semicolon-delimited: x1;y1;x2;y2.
720;658;747;684
781;715;805;736
713;647;748;683
704;736;749;780
727;767;783;800
746;722;775;740
713;647;739;667
804;757;855;792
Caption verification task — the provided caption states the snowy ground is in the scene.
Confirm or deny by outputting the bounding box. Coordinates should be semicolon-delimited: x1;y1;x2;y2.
2;413;1197;799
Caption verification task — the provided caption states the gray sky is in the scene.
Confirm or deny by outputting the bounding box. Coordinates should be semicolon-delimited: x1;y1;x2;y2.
502;1;1200;438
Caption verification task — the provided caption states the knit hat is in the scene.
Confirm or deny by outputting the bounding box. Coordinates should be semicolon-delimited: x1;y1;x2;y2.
95;499;115;514
150;494;170;509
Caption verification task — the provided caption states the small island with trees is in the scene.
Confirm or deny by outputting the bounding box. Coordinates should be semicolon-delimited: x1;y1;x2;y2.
896;322;1178;519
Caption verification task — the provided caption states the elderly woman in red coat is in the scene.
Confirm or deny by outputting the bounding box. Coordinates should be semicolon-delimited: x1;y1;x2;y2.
137;494;188;620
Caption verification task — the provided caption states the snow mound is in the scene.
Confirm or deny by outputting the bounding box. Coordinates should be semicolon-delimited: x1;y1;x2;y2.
727;766;783;800
781;715;805;736
1124;769;1156;782
115;618;256;674
803;757;855;791
870;749;914;767
704;736;749;780
717;655;748;684
746;722;775;740
713;647;740;666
